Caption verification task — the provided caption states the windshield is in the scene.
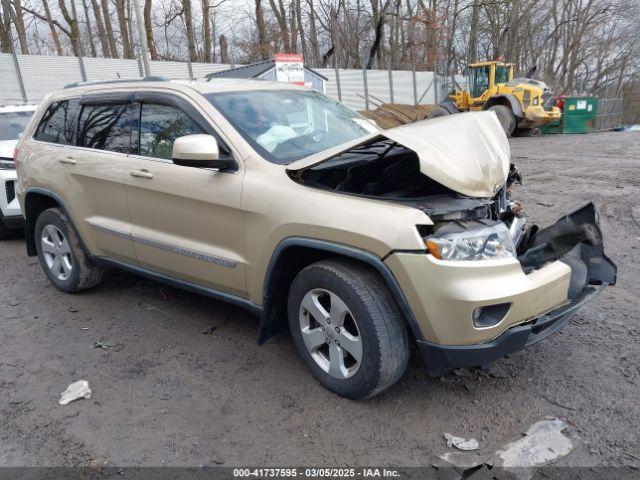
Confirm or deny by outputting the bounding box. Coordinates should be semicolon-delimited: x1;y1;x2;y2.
205;90;377;164
0;111;34;141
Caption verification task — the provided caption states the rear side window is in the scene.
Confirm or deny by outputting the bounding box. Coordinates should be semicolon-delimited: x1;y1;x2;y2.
138;103;204;160
77;103;133;154
34;100;80;145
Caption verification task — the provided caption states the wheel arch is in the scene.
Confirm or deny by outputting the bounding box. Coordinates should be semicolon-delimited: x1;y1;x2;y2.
483;94;523;118
24;188;85;257
258;237;425;345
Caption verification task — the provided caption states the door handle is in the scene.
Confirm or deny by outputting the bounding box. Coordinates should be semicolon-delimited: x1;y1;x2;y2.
59;156;76;165
129;169;154;179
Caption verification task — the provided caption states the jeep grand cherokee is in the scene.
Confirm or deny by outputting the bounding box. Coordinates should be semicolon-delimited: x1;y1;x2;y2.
15;78;616;399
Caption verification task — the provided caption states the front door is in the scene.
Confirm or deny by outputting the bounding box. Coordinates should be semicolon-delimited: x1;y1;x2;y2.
125;95;247;296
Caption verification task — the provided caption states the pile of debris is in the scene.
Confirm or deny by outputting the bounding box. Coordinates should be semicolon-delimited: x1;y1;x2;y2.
359;94;436;129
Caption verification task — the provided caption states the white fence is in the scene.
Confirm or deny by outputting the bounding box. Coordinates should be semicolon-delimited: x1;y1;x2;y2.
0;53;446;110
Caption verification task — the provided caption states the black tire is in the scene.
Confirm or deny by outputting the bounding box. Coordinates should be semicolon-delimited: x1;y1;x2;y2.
0;222;8;240
287;258;409;399
34;208;104;293
489;104;517;136
426;105;453;119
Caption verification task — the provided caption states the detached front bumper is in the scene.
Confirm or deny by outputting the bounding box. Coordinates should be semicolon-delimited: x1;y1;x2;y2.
385;203;616;375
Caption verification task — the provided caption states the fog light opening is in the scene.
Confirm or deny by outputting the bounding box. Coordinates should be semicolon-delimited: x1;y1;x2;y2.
472;303;512;328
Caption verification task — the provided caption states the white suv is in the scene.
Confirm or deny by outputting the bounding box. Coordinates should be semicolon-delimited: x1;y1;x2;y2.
0;104;37;238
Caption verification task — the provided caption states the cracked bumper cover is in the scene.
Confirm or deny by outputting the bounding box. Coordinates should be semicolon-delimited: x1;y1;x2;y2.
387;203;617;376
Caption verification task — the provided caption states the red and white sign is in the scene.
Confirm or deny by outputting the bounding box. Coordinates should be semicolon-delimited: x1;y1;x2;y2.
274;53;305;86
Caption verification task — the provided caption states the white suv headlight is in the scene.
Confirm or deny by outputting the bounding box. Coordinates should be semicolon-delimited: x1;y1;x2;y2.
426;223;516;261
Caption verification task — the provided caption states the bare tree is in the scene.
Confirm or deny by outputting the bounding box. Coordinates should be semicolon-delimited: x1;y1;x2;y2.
101;0;118;57
181;0;198;61
114;0;133;58
255;0;269;60
144;0;159;60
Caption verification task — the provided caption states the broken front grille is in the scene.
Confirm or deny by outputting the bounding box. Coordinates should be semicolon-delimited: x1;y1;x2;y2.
5;180;15;204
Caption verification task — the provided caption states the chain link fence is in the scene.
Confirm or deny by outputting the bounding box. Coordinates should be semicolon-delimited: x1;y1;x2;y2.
595;97;624;131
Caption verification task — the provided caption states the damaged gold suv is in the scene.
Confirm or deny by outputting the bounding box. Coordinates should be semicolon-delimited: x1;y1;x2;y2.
15;78;616;399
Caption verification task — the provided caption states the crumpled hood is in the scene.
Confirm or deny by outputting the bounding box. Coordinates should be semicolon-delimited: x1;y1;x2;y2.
0;139;18;159
287;111;511;198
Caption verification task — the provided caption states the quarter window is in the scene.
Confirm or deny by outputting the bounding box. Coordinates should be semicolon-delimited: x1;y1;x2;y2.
77;103;133;153
34;100;80;145
138;103;203;160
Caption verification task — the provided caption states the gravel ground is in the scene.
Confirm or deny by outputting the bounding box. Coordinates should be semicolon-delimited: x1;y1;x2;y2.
0;131;638;469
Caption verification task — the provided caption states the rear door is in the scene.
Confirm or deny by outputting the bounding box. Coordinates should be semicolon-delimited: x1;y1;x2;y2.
31;96;136;261
124;92;246;296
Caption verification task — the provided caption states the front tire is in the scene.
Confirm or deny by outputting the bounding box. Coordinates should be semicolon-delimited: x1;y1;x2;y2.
35;208;104;293
287;259;409;399
489;104;517;136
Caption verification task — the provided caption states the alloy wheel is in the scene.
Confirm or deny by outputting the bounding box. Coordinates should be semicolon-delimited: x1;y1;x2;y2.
41;224;73;281
298;288;363;379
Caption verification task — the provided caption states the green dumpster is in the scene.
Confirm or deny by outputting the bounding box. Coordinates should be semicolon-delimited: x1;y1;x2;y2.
541;96;598;134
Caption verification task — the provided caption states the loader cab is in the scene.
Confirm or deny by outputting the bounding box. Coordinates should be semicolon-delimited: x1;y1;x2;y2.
467;62;514;106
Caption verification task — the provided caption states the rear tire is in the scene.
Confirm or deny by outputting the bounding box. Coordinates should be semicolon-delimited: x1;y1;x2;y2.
489;104;517;136
287;258;409;399
35;208;104;293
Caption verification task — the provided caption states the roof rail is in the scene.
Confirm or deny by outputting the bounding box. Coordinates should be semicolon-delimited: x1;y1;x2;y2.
64;76;170;89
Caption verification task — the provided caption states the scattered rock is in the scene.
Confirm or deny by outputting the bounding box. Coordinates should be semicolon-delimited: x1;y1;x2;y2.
201;325;218;335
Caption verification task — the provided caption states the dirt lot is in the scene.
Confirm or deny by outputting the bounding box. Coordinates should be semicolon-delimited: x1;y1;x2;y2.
1;131;639;469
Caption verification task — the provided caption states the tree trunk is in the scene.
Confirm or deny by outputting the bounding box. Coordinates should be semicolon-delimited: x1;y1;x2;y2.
202;0;212;62
467;0;480;64
295;0;307;61
181;0;198;61
255;0;269;60
144;0;158;60
307;0;320;66
81;0;97;57
101;0;118;57
269;0;290;52
219;34;229;63
10;0;29;53
289;0;298;53
114;0;133;58
57;0;81;56
90;0;110;57
0;0;12;53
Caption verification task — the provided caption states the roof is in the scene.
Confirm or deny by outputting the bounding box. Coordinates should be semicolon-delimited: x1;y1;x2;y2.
0;104;39;114
206;60;328;81
54;78;308;99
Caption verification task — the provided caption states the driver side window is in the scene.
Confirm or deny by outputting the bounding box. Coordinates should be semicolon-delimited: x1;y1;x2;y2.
138;103;203;160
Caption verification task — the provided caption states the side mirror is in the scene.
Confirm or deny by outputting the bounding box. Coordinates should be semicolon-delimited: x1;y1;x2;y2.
172;134;237;171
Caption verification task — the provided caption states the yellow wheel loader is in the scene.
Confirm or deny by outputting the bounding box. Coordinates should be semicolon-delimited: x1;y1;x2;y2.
428;61;561;136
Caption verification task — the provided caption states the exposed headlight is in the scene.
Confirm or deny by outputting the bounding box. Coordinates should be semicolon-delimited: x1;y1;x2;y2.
425;224;516;261
0;159;15;170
